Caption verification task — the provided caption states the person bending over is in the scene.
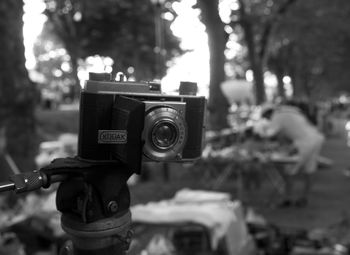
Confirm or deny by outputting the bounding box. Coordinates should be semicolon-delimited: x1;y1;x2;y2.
261;104;325;207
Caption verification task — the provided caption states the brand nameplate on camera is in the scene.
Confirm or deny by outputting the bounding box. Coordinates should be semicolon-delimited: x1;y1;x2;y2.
98;130;127;144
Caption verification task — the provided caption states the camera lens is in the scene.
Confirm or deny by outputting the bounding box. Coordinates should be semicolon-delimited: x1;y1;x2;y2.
143;105;187;161
152;121;178;149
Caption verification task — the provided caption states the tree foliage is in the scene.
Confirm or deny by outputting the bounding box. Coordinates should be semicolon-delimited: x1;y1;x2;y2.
43;0;182;97
201;0;350;104
194;0;298;129
228;0;298;103
268;0;350;99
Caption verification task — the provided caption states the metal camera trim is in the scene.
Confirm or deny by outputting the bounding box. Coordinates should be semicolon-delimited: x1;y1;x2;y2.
143;104;187;161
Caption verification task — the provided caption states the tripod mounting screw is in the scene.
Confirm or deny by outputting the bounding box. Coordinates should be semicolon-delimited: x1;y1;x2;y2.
107;201;119;213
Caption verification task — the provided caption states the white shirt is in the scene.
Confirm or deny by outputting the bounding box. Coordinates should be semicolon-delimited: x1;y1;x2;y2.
265;105;322;144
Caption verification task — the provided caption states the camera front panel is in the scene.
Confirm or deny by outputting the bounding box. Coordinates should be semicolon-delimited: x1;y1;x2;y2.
140;96;206;162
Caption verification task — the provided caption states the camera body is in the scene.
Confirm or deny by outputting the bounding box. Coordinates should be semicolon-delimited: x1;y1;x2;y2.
78;73;206;174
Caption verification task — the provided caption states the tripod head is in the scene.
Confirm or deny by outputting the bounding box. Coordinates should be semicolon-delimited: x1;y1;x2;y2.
0;157;134;255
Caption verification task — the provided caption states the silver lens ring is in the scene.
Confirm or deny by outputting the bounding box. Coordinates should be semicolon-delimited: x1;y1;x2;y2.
143;107;187;161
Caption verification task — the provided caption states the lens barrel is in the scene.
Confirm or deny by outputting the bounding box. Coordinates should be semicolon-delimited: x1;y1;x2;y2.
151;120;178;150
143;106;187;161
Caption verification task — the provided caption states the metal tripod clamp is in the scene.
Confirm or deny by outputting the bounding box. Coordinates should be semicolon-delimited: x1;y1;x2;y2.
53;159;133;255
60;210;133;255
0;157;135;255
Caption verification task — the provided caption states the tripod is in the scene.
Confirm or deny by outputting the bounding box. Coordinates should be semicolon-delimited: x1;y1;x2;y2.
0;157;134;255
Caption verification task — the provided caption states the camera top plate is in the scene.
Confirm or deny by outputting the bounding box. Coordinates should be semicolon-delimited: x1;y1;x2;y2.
84;72;202;98
84;80;161;94
84;79;203;99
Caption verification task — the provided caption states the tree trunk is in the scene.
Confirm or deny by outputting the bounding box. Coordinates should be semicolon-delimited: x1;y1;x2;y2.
238;0;266;104
237;0;298;104
197;0;230;131
276;69;286;100
0;0;37;171
245;27;266;104
70;54;81;100
251;57;266;104
290;46;307;98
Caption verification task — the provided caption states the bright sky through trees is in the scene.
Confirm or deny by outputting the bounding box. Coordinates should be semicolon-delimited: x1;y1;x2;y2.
23;0;46;70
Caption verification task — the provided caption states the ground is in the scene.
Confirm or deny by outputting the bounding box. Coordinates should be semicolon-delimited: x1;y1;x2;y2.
258;133;350;231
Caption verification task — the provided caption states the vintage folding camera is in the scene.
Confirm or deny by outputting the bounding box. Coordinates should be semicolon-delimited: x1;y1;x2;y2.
78;72;206;174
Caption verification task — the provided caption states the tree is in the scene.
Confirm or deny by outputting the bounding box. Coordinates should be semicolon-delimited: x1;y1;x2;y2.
43;0;182;98
193;0;299;129
229;0;298;104
268;0;350;100
200;0;350;108
195;0;230;130
0;0;37;171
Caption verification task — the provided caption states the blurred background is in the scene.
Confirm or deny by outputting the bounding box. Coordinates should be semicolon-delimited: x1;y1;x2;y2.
1;0;350;254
